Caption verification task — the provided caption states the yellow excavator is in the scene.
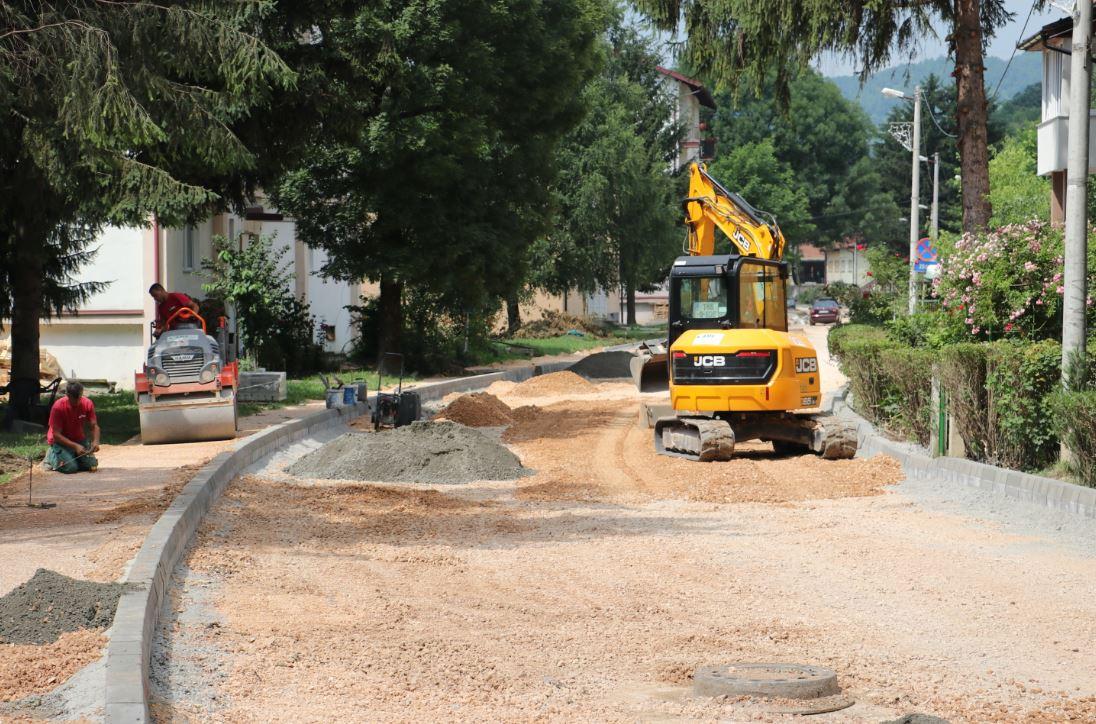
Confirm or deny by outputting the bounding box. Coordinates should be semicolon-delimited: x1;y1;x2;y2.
632;162;856;461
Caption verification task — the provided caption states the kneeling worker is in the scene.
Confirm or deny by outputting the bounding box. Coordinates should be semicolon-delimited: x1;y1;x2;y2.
45;382;100;473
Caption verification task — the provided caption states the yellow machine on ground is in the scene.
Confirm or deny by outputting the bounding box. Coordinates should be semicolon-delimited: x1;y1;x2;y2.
632;163;856;461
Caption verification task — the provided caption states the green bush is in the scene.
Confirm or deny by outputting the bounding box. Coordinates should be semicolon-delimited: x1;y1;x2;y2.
936;343;990;461
827;323;885;360
878;347;935;445
985;339;1061;471
1050;390;1096;487
201;235;324;375
832;333;898;424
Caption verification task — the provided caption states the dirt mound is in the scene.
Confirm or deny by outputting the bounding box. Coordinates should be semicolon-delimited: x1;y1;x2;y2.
0;569;124;645
287;421;528;484
570;351;635;379
510;371;597;398
434;393;513;427
517;311;610;339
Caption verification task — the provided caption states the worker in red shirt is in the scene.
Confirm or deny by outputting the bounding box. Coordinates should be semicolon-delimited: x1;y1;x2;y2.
148;283;198;336
44;382;100;473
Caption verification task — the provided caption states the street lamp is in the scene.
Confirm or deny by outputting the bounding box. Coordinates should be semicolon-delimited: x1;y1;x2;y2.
882;85;922;314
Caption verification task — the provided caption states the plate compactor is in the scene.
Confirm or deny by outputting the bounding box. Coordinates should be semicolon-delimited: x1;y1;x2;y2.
372;353;420;430
135;308;238;444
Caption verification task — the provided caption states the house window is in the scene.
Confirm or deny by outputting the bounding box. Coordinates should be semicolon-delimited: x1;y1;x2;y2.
184;225;197;271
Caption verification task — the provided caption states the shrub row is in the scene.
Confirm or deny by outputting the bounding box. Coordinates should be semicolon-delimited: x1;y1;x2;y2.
831;325;1065;472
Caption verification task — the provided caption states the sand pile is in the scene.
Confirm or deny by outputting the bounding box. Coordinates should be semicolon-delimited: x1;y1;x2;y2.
510;371;597;398
287;421;528;484
570;351;635;379
0;569;124;645
434;393;513;427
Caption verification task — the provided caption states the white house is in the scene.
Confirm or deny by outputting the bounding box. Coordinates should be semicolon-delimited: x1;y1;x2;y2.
824;241;873;286
3;208;367;389
1020;15;1096;223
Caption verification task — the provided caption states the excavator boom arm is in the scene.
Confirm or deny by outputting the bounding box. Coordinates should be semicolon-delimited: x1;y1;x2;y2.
683;163;786;260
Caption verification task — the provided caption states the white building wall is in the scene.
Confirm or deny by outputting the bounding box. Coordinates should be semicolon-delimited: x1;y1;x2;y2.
304;246;356;354
81;226;145;311
38;323;145;386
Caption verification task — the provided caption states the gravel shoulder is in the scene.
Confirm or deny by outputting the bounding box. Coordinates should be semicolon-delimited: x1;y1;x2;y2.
152;376;1096;722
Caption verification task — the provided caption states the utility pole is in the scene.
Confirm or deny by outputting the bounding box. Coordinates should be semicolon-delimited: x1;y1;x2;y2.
908;85;922;314
1063;0;1091;390
931;152;940;242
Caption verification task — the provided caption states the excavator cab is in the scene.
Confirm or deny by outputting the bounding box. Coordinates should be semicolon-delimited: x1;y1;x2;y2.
633;255;787;393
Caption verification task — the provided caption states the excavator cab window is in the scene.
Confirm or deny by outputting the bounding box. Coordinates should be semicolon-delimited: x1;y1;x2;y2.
737;261;787;332
677;277;728;320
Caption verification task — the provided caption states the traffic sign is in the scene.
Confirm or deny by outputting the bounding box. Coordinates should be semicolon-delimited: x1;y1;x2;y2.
916;237;938;263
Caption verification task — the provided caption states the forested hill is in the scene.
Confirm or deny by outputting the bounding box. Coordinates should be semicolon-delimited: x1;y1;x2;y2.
829;53;1041;124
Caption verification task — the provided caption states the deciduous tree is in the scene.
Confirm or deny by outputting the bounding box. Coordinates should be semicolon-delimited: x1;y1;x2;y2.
633;0;1013;233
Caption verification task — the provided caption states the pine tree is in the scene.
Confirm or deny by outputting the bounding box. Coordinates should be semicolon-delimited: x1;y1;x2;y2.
0;0;294;421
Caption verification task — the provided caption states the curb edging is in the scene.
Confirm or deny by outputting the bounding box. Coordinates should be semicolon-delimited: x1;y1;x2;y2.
835;392;1096;519
103;360;573;722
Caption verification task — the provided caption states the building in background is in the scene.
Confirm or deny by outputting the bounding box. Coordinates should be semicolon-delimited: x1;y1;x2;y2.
1020;16;1096;224
657;66;716;172
824;240;872;286
1;208;366;389
795;244;827;284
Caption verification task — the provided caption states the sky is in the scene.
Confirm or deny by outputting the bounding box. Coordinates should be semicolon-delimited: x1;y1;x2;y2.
815;0;1065;76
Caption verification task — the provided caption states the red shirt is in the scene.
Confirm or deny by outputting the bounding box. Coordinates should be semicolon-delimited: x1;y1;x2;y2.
157;292;195;329
47;396;97;445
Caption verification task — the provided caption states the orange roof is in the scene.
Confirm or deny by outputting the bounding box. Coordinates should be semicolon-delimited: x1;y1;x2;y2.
799;244;825;261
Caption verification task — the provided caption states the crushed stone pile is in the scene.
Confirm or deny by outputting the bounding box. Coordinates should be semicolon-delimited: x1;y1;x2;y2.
434;393;513;427
516;311;611;339
287;421;528;484
510;371;597;398
0;569;124;645
570;351;635;379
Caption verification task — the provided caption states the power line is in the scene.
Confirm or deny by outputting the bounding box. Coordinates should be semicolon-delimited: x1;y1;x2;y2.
992;0;1040;101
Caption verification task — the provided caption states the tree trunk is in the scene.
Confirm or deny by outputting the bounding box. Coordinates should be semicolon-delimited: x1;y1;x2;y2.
506;293;521;336
625;281;637;327
376;276;403;367
7;221;46;424
953;0;993;232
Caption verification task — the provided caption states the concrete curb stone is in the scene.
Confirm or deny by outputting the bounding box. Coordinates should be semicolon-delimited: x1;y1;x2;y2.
102;361;574;723
837;394;1096;520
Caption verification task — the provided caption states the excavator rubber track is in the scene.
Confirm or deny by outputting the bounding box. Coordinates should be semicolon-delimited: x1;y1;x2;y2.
654;416;737;461
652;412;857;462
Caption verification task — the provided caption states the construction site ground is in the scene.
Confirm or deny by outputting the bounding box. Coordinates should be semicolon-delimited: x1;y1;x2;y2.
142;324;1096;723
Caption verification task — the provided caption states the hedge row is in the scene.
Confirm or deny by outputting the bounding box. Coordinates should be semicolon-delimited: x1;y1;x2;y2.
829;325;1096;484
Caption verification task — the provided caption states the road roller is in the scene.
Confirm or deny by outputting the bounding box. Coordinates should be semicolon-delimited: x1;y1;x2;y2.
135;307;238;444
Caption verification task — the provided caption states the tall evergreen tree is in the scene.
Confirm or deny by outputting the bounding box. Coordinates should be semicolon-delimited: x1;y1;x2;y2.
0;0;294;420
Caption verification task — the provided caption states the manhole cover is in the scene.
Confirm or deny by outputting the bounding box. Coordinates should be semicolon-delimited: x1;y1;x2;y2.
693;663;841;700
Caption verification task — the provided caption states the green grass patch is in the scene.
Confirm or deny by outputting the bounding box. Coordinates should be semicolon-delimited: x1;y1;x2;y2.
0;390;139;485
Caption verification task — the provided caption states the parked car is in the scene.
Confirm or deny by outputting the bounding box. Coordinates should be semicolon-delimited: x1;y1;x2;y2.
809;298;840;325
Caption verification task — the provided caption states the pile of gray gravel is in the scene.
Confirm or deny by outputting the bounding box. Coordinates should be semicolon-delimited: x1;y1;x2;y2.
287;421;529;484
0;569;124;644
570;350;635;379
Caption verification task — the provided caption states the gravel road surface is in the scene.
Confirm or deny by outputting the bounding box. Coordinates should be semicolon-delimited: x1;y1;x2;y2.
152;367;1096;721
